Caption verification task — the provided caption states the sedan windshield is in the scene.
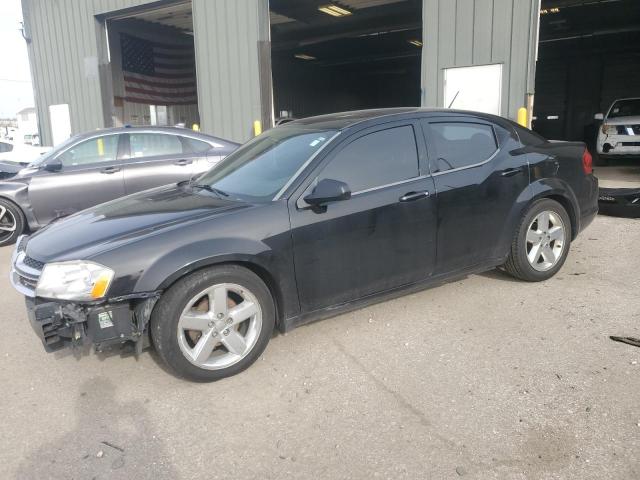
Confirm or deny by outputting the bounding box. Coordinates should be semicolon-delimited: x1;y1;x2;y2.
608;99;640;118
194;126;336;202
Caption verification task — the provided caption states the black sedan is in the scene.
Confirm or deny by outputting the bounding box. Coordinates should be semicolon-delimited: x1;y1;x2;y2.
11;108;598;381
0;126;238;246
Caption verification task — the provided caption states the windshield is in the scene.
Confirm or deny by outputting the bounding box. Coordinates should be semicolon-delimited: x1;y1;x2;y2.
608;99;640;118
28;135;80;167
195;126;337;202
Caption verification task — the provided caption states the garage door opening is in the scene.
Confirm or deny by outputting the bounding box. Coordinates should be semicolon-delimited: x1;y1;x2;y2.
105;1;199;128
269;0;423;122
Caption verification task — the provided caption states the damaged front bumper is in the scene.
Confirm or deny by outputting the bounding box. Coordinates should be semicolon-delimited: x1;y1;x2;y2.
25;295;160;353
598;187;640;218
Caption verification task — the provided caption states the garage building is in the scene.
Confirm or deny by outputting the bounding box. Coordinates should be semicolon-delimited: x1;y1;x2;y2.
21;0;635;147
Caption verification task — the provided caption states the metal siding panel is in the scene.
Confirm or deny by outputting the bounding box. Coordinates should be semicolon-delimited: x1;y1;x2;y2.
472;0;493;65
455;0;474;66
436;0;456;106
421;0;439;107
507;0;532;118
491;0;513;117
192;0;269;143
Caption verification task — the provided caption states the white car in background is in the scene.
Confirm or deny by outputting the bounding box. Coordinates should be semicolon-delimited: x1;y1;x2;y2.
596;98;640;163
0;139;50;166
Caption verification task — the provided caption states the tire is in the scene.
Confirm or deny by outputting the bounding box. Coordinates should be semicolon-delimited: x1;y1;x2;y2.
0;198;26;247
503;199;572;282
150;264;275;382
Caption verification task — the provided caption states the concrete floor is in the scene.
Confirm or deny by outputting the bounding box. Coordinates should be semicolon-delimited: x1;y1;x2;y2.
0;215;639;480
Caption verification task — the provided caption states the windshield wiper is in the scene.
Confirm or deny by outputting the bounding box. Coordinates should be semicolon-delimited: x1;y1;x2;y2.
190;183;229;198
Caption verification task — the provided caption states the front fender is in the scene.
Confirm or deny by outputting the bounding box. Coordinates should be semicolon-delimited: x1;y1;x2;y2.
0;181;39;230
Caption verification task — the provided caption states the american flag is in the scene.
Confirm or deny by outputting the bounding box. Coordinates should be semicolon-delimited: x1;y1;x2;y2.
120;33;197;105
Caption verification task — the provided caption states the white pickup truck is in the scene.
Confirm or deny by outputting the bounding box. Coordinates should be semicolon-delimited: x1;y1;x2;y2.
596;98;640;164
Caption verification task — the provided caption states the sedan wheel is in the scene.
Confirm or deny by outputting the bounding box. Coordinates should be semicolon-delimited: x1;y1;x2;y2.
0;199;25;247
177;283;262;370
503;198;572;282
151;265;275;382
525;210;565;272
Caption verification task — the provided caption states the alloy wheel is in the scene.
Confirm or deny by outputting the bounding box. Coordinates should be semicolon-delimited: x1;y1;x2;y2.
526;210;566;272
176;283;262;370
0;205;16;242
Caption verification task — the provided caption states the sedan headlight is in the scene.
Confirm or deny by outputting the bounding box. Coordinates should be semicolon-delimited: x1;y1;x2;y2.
36;261;115;301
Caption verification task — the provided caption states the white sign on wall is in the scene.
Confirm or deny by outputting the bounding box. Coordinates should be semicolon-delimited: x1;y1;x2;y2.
444;64;503;115
48;103;72;146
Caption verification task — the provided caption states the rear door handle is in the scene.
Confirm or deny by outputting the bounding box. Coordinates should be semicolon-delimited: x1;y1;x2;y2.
399;191;430;202
174;159;193;166
100;166;121;174
501;167;524;177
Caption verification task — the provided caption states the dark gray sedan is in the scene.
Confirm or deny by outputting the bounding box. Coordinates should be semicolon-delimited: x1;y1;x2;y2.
0;126;238;246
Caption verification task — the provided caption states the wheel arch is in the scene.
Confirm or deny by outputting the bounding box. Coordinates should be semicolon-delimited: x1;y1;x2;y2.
153;255;287;332
528;179;580;240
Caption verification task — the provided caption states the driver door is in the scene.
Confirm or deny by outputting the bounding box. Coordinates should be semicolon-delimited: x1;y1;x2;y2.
288;121;437;312
28;134;126;225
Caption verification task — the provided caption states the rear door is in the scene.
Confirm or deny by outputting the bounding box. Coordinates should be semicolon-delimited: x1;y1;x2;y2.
421;116;529;274
28;134;126;225
288;120;437;312
121;132;197;193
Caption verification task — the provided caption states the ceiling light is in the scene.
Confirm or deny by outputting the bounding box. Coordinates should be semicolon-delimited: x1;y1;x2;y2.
294;53;316;60
408;39;423;47
318;4;352;17
540;7;560;15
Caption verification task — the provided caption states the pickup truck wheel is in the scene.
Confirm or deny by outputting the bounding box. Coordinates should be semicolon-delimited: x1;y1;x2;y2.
0;198;25;247
150;265;275;382
503;199;572;282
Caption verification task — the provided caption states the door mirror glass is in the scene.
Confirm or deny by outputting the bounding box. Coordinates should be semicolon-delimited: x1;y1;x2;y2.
43;159;62;172
304;178;351;206
594;113;604;121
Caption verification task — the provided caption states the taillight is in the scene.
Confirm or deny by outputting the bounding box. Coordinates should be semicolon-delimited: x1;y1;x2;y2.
582;148;593;175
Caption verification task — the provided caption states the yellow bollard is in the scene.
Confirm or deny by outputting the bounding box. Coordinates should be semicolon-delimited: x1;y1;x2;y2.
192;123;200;131
253;120;262;136
517;107;528;128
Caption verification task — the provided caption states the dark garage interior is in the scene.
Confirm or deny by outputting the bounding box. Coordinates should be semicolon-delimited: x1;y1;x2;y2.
269;0;423;121
533;0;640;147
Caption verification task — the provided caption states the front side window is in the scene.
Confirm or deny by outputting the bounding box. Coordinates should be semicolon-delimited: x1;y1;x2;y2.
129;133;183;158
319;125;419;193
429;122;498;172
196;126;336;202
57;135;119;166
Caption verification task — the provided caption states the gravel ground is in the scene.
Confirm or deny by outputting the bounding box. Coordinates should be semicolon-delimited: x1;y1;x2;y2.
0;214;639;480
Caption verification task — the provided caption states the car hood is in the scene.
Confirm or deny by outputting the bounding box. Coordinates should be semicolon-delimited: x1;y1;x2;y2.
26;184;250;263
605;115;640;125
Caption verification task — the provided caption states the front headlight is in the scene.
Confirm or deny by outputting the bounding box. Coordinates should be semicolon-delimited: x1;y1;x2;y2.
36;261;115;301
601;124;618;135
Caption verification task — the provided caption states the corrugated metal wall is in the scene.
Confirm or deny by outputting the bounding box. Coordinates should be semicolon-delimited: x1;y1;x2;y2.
421;0;540;120
192;0;271;143
21;0;270;145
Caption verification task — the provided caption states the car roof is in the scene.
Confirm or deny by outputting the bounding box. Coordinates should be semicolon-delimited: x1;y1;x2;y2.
285;107;513;131
72;126;238;146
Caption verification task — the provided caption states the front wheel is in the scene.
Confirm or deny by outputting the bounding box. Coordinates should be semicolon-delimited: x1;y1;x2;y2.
503;199;572;282
150;265;275;382
0;198;25;247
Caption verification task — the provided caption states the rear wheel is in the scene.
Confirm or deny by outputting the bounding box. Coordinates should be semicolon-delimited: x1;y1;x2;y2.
503;199;572;282
150;265;275;382
0;198;25;247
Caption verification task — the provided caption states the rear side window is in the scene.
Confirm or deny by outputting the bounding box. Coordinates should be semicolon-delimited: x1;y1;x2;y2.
0;142;13;153
181;136;212;154
429;122;498;172
319;125;419;193
129;133;183;158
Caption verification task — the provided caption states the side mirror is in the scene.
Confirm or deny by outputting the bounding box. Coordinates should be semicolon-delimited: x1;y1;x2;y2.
594;113;604;121
43;159;62;172
304;178;351;206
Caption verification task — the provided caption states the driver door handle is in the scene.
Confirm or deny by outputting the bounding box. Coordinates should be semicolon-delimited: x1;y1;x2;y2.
174;159;193;166
399;191;430;202
100;166;121;174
